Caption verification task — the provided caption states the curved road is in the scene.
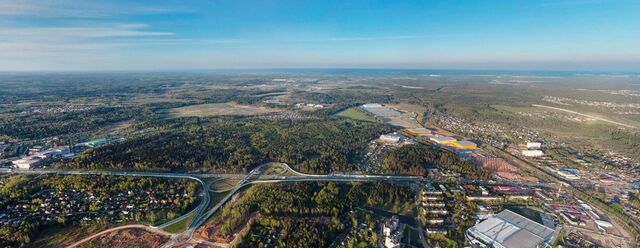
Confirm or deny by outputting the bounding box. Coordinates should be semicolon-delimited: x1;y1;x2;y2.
66;224;174;248
4;162;550;247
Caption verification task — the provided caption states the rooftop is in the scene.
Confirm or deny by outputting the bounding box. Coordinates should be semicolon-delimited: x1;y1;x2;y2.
430;136;457;143
467;209;555;248
457;140;475;145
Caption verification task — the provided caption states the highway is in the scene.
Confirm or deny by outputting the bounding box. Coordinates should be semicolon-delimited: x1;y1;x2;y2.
3;162;551;248
1;163;428;247
7;168;245;179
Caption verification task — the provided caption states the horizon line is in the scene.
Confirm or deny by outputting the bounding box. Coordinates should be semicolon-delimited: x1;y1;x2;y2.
0;67;639;74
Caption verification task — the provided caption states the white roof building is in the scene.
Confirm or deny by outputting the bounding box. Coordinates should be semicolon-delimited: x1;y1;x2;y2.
526;142;542;149
13;156;45;169
362;103;383;108
466;209;556;248
383;216;402;248
522;150;544;157
430;136;457;144
379;134;402;143
557;169;580;180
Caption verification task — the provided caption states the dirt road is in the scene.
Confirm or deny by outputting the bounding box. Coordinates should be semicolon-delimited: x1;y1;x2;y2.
66;224;173;248
532;104;636;128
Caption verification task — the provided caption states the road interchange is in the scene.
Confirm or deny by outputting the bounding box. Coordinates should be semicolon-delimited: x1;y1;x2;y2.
3;162;550;247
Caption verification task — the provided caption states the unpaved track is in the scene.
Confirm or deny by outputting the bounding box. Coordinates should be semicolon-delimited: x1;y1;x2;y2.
532;104;636;128
66;224;173;248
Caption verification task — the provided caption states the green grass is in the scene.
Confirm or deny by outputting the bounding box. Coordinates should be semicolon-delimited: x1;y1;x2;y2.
210;178;242;191
163;102;281;118
262;163;298;176
162;212;196;233
207;191;231;211
491;104;532;113
28;223;121;248
401;227;422;247
389;102;428;114
336;108;377;122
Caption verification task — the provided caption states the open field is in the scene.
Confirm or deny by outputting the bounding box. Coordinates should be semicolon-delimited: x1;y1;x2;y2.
210;178;242;192
387;102;428;115
28;224;119;248
261;163;299;176
164;102;282;118
206;191;231;212
75;226;171;248
490;104;533;113
491;104;640;129
336;107;377;122
532;104;639;129
162;212;196;234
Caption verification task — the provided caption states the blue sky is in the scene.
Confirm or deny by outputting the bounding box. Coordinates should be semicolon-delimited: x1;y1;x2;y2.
0;0;639;71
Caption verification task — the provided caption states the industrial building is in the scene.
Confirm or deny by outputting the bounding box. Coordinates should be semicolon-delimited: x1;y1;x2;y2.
448;140;477;150
12;146;71;169
557;167;580;180
361;103;402;118
522;150;544;157
429;136;457;145
406;128;432;136
362;103;383;108
526;142;542;149
466;209;556;248
379;134;402;143
13;156;46;169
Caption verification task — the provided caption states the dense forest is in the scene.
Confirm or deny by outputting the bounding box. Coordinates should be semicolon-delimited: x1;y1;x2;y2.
0;106;148;140
0;175;198;247
59;117;392;174
216;182;414;247
382;144;492;179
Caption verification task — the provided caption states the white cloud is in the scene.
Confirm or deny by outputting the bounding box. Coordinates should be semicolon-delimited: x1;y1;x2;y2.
0;0;187;17
0;22;249;70
323;35;420;41
283;35;424;43
0;23;174;63
0;24;174;42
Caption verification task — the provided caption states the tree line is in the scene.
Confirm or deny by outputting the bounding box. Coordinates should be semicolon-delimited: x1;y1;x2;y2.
220;182;414;247
0;174;199;247
382;144;492;179
59;117;391;174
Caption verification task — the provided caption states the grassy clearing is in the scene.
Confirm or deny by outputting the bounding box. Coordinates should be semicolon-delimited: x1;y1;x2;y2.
206;191;231;211
402;227;423;248
262;163;298;176
336;108;377;122
28;223;119;248
162;211;196;233
491;104;532;113
388;103;427;114
165;102;282;118
378;201;416;216
210;178;242;191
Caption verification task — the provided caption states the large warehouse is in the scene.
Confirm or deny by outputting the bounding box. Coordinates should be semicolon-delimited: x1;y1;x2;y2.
448;140;477;150
361;103;402;118
466;209;556;248
429;136;457;145
406;128;432;136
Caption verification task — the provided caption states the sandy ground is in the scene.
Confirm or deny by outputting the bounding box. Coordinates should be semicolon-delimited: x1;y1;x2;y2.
68;225;171;248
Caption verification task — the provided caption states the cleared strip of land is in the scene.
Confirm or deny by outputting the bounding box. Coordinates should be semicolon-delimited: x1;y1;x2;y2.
335;107;377;122
165;102;282;118
532;104;637;129
66;224;172;248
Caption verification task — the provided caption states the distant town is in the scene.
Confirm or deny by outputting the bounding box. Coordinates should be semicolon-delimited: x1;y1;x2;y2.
1;72;639;248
